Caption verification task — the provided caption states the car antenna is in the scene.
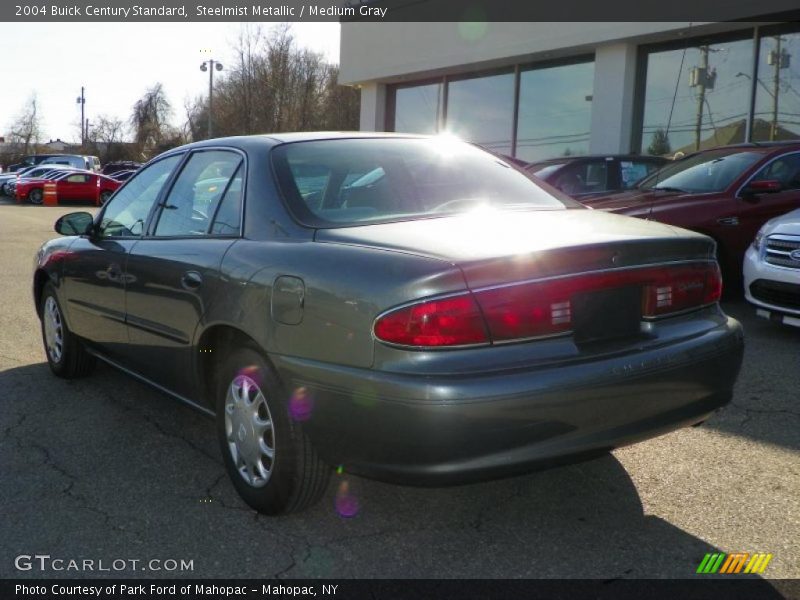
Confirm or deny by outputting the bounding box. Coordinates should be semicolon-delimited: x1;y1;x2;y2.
649;23;693;222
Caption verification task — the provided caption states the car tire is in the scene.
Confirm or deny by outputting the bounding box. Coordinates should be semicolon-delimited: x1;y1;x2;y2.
99;191;111;205
28;188;44;205
216;345;330;514
40;282;96;378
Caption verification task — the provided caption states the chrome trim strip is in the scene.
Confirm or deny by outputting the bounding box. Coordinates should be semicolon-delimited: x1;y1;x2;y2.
468;259;716;294
767;234;800;243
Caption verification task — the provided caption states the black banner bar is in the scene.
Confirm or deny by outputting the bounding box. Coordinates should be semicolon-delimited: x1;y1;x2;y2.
3;579;799;600
1;0;800;22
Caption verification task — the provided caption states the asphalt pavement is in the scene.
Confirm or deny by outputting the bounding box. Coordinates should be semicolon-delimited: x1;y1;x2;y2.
1;199;798;588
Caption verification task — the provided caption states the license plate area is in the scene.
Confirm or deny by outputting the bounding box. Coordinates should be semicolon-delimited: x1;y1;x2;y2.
572;286;642;345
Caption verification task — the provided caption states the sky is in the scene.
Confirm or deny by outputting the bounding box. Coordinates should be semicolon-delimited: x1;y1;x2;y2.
0;22;341;142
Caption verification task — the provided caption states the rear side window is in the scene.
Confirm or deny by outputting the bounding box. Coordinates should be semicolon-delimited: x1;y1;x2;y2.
210;165;244;235
153;150;242;237
553;160;609;195
64;174;91;183
751;153;800;191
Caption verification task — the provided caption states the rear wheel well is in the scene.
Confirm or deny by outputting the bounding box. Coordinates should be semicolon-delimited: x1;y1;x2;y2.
196;325;271;412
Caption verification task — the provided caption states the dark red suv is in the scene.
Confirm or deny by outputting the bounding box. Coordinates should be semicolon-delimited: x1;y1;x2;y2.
583;143;800;282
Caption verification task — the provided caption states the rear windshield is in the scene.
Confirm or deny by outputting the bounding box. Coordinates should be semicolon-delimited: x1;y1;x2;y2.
638;149;764;193
271;137;578;227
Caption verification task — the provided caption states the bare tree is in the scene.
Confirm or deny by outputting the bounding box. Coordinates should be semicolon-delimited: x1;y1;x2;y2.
183;24;360;142
131;83;174;158
87;115;128;162
8;94;42;155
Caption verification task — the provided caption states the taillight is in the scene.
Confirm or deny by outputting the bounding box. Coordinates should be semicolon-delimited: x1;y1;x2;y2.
374;262;722;348
373;294;489;347
473;281;575;341
642;262;722;317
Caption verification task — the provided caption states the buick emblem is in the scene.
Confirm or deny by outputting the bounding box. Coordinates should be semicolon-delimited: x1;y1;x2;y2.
791;249;800;261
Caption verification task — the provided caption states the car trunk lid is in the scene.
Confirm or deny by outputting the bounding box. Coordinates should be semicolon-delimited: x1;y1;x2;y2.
315;208;714;288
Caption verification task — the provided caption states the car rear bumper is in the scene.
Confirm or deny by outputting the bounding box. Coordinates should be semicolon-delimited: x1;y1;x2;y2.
271;315;744;485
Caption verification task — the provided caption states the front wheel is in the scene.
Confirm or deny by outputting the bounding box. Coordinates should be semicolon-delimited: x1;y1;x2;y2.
28;188;43;205
216;346;330;514
99;191;112;205
40;282;96;378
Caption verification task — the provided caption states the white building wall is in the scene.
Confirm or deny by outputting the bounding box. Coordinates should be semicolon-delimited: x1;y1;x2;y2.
339;22;701;86
588;43;639;154
358;83;387;132
340;20;766;154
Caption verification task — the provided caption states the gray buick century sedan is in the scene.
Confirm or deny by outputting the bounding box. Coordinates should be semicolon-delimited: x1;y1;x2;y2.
34;133;744;514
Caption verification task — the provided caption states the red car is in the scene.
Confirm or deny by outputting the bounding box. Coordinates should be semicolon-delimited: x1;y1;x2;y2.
583;142;800;282
16;171;121;206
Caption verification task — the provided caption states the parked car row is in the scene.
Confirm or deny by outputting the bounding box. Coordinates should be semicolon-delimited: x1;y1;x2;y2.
526;142;800;328
1;161;140;205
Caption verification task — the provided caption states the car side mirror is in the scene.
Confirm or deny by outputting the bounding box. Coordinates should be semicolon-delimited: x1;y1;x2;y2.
55;212;94;236
742;179;782;197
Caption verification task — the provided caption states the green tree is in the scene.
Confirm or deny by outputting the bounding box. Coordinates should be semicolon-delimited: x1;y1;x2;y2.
647;128;672;156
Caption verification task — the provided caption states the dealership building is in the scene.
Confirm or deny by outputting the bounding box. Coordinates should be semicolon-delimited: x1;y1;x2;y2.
339;20;800;162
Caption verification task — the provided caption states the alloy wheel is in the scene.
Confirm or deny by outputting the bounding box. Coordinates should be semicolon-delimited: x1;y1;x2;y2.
224;374;275;488
43;296;64;363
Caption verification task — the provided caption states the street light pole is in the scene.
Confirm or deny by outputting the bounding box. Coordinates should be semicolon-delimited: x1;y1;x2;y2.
200;58;223;139
76;87;86;146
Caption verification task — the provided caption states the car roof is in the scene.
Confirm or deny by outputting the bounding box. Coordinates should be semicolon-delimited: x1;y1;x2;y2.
176;131;430;153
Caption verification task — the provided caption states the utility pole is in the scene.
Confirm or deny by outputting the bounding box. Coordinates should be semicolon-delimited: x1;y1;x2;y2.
690;46;716;151
768;36;790;141
76;87;86;146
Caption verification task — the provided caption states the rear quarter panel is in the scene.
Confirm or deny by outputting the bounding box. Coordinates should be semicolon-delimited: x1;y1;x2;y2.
197;239;467;369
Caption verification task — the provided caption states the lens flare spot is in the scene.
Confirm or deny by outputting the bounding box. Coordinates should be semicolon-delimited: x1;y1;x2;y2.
352;386;378;408
335;481;360;518
288;386;313;422
237;365;261;386
458;7;488;42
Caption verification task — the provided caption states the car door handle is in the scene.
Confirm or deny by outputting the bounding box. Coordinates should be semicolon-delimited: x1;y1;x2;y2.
181;271;203;290
717;216;739;226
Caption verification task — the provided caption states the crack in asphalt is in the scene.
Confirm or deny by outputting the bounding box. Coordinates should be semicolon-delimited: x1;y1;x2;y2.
202;472;252;512
3;405;144;540
3;412;28;439
253;513;312;579
98;384;222;466
27;436;137;538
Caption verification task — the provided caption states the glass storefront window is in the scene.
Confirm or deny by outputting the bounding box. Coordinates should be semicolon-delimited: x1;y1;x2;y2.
445;72;515;155
641;37;754;155
393;83;443;134
516;61;594;162
753;32;800;142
